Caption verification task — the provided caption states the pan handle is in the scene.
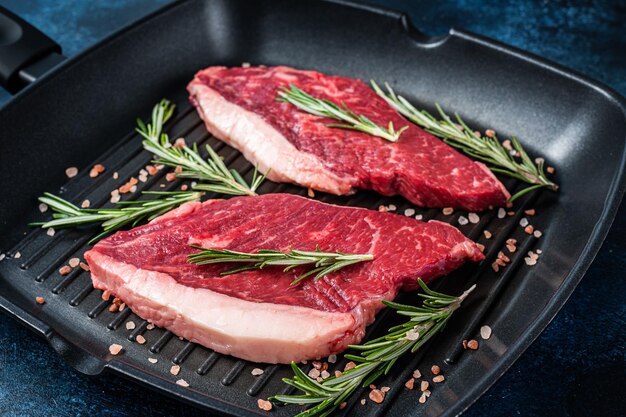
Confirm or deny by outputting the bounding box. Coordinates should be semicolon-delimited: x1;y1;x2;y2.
0;6;65;94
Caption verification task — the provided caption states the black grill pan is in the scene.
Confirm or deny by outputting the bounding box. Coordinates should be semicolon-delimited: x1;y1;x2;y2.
0;1;625;416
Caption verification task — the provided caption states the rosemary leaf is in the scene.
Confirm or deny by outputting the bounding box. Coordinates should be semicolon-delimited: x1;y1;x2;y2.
187;245;374;285
31;191;203;244
277;84;407;142
371;81;558;199
137;99;268;196
268;279;475;416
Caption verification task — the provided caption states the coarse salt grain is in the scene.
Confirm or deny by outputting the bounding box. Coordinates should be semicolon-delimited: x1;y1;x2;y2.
321;370;330;379
404;208;415;217
412;369;421;379
46;228;55;236
69;258;80;268
80;262;90;271
148;358;158;364
180;184;188;191
431;365;440;375
170;365;181;376
415;214;423;220
109;344;123;355
308;368;321;379
14;251;21;259
125;321;136;330
419;393;427;404
405;378;415;390
458;216;469;226
467;339;479;350
242;62;251;67
0;254;5;261
138;174;148;183
534;230;543;238
59;265;72;275
520;218;529;227
405;330;420;340
136;335;146;345
480;325;492;340
536;249;543;254
433;375;445;383
369;389;385;404
524;208;536;216
421;381;429;392
166;173;176;182
257;399;272;412
381;386;390;393
251;368;264;376
497;208;506;219
442;207;454;215
468;213;480;224
546;166;555;174
344;362;356;371
146;323;155;330
524;257;537;266
36;296;45;305
110;195;121;203
129;185;137;193
484;230;492;239
113;172;119;179
339;402;347;410
328;354;337;364
387;204;397;211
176;379;189;387
360;399;366;405
307;188;315;197
65;167;78;178
485;129;496;137
174;138;187;148
38;203;48;213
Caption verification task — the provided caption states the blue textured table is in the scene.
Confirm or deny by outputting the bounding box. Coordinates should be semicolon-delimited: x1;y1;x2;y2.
0;1;624;416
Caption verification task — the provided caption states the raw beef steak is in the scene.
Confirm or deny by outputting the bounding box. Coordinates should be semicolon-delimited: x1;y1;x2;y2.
85;194;484;364
188;66;509;211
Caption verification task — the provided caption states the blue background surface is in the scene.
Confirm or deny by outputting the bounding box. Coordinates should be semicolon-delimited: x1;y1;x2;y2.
0;1;624;416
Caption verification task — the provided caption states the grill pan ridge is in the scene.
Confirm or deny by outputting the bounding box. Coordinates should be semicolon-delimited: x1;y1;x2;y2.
0;0;625;416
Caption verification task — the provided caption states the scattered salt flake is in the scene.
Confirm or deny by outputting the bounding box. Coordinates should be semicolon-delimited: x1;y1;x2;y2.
431;365;440;375
524;257;537;266
546;166;555;174
468;213;480;224
36;296;45;305
321;370;330;379
129;185;138;193
520;218;529;227
38;203;48;213
146;323;155;330
166;173;177;182
46;228;55;237
524;208;536;216
69;258;80;268
148;358;158;364
442;207;454;215
65;167;78;178
191;181;197;187
257;399;272;412
307;188;315;198
380;386;390;393
387;204;397;211
0;254;5;261
180;184;188;191
14;251;21;259
536;249;543;254
369;389;385;404
404;208;415;217
433;375;445;383
113;172;119;179
136;335;146;345
308;368;321;379
405;330;420;340
534;230;543;238
480;325;492;340
242;62;251;68
360;399;366;405
419;393;427;404
125;321;136;330
405;378;415;390
174;138;187;148
458;216;469;225
424;389;431;398
59;265;72;275
421;381;429;392
412;369;421;379
176;379;189;387
110;195;121;203
138;173;148;183
170;365;181;376
467;339;479;350
344;361;356;371
327;354;337;364
502;139;512;150
497;208;506;219
415;214;423;221
251;368;264;376
79;262;90;271
109;344;123;355
339;402;347;410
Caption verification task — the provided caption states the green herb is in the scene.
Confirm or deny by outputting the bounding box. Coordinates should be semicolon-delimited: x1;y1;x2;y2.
269;279;475;416
277;84;407;142
31;191;203;243
137;99;268;196
371;81;558;201
187;245;374;286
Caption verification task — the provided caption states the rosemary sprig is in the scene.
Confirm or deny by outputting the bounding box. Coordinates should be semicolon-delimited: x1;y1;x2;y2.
371;81;558;201
187;245;374;286
137;99;268;196
277;84;407;142
31;191;203;243
269;279;476;416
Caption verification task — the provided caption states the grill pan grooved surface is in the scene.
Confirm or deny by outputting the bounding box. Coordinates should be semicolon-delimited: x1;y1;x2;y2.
0;0;625;416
